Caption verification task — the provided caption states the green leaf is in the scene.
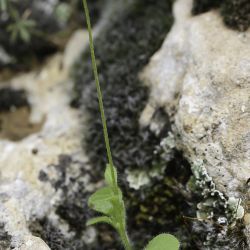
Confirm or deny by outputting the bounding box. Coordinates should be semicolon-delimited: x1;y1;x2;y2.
86;216;114;227
104;164;117;186
19;26;30;43
8;26;18;43
0;0;7;12
23;19;36;28
88;187;115;215
145;234;179;250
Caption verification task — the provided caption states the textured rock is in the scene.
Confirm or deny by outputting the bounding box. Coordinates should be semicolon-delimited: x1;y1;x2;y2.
19;236;50;250
0;30;90;249
141;0;250;245
141;0;250;198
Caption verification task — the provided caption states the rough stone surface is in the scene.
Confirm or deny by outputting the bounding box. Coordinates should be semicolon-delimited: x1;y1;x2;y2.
0;30;90;249
19;236;50;250
141;0;250;241
142;0;250;198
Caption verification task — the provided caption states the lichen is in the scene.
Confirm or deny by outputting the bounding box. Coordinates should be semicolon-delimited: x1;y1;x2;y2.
191;162;242;223
189;161;247;248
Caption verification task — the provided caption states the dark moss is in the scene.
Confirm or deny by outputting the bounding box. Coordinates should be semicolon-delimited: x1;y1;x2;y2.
221;0;250;31
125;151;196;249
76;0;108;27
192;0;221;15
72;0;174;176
0;88;29;112
34;154;123;250
190;221;247;249
29;219;87;250
192;0;250;31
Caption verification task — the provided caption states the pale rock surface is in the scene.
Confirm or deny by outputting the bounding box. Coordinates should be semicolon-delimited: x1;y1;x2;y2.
141;0;250;200
19;236;50;250
0;30;90;249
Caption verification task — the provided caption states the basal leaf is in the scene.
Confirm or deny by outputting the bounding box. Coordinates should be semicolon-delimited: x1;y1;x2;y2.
19;26;30;43
145;234;179;250
104;163;117;186
88;187;115;215
0;0;7;11
23;19;36;28
86;216;114;227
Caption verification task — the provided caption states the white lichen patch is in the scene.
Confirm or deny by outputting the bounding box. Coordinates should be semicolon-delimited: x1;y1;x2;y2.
190;161;244;231
126;170;150;190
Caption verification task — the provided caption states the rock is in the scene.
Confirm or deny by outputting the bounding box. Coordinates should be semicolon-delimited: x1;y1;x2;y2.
0;46;14;66
0;30;91;249
19;236;50;250
141;0;250;244
63;30;89;70
141;0;250;198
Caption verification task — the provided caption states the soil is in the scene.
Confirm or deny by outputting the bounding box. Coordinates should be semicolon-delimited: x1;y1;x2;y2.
0;88;44;141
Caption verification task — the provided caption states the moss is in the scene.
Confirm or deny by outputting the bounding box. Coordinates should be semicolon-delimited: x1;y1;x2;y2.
29;219;87;250
37;154;122;249
72;0;174;177
192;0;221;15
221;0;250;31
192;0;250;31
72;1;176;245
125;150;194;249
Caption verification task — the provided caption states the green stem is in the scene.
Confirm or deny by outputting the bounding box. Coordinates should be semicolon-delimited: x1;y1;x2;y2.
82;1;133;250
82;0;117;190
120;229;132;250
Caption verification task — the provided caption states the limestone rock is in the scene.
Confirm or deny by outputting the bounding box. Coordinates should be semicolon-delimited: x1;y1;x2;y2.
0;30;90;249
19;236;50;250
141;0;250;201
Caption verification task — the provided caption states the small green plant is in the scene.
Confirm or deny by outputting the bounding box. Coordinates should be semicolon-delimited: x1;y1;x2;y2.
82;0;179;249
1;0;36;43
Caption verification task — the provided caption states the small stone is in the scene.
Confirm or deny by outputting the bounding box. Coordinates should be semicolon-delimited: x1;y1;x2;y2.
20;236;50;250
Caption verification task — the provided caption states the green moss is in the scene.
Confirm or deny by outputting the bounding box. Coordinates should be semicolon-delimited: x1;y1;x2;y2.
192;0;250;31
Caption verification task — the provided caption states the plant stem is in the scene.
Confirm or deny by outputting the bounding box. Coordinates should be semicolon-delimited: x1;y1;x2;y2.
82;0;117;190
82;1;133;250
120;229;133;250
